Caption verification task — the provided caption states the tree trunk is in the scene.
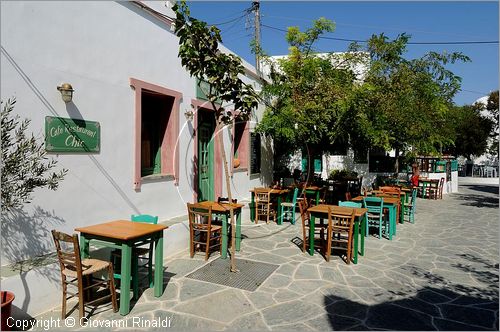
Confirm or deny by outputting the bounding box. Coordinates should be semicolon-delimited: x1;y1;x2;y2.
215;120;238;272
394;147;400;175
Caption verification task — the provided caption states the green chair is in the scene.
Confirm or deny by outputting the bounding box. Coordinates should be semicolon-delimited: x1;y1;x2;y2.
338;201;362;208
362;197;385;239
112;214;158;299
281;188;299;224
131;214;158;288
404;189;417;223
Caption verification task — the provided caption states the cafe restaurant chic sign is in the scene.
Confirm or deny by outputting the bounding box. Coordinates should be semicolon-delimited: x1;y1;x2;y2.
45;116;100;153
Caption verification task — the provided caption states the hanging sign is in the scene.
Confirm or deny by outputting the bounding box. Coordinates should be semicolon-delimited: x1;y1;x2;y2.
45;116;100;153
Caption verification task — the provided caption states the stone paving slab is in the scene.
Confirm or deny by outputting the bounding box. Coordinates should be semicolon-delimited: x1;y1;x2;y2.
30;181;499;331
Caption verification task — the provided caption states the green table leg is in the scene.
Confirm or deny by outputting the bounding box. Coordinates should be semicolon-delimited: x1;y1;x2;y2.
132;253;139;300
221;214;229;259
360;214;367;255
80;234;89;259
309;214;315;256
119;243;132;316
316;190;320;205
250;192;255;222
154;233;163;297
235;210;241;251
353;220;359;264
277;195;283;225
399;195;405;224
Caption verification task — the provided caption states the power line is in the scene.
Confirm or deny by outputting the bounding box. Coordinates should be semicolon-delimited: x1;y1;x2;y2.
261;23;499;45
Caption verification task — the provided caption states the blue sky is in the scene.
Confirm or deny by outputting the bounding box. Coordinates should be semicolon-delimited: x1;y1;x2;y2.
187;1;499;105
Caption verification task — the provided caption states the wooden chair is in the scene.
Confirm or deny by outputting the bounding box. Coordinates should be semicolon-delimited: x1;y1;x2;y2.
52;230;117;321
363;197;386;239
187;203;222;260
217;197;237;204
428;179;440;200
345;192;352;201
437;177;445;199
404;189;418;223
298;199;327;254
254;188;276;224
281;187;299;224
326;207;356;264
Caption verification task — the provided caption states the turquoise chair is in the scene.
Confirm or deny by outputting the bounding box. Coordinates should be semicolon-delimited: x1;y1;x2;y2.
404;189;417;223
362;197;385;239
338;201;362;208
281;187;299;224
113;214;158;299
131;214;158;288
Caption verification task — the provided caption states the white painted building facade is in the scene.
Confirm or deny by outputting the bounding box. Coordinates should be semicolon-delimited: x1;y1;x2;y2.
1;1;272;315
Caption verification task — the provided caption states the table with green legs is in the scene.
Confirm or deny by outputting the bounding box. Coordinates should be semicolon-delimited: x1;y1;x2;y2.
193;201;243;258
307;205;367;264
76;220;167;316
352;195;398;239
249;188;289;225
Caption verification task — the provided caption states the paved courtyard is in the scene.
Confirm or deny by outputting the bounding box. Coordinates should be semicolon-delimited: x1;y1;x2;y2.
34;179;499;331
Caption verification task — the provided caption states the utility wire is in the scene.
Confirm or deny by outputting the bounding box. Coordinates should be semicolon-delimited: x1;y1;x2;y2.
261;23;499;45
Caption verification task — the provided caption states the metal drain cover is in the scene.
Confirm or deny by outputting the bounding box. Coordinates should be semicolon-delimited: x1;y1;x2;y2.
185;258;278;292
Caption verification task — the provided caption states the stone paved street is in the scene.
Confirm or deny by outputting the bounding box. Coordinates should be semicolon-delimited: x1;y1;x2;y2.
33;179;499;331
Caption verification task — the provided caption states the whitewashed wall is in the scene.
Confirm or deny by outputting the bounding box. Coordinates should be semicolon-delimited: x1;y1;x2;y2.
1;1;268;263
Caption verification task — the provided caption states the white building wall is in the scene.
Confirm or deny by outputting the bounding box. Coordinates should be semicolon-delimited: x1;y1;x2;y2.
1;1;268;262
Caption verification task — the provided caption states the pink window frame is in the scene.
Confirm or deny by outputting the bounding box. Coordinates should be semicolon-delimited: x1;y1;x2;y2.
231;116;249;175
130;78;182;190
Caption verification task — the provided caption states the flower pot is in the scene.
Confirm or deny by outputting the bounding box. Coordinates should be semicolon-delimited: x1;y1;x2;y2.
1;291;15;331
233;158;240;168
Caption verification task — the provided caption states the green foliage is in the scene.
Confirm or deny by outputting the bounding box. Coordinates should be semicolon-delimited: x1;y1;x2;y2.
444;104;493;160
352;33;470;159
257;18;365;159
328;169;358;181
173;1;258;124
1;98;67;212
486;90;499;158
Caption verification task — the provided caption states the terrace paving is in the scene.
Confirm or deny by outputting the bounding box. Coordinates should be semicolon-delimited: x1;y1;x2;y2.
32;179;499;331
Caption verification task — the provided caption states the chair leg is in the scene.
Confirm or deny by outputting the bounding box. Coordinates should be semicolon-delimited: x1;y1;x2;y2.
77;277;85;321
190;230;194;258
205;231;210;261
108;265;118;312
61;278;67;320
326;229;332;262
148;250;153;288
378;219;382;239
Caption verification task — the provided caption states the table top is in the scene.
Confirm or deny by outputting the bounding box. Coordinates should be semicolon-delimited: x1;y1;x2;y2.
76;220;168;241
250;187;289;194
308;204;367;217
193;201;244;212
351;196;400;204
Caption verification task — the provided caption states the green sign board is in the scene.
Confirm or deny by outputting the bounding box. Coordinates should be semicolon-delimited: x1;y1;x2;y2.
45;116;100;153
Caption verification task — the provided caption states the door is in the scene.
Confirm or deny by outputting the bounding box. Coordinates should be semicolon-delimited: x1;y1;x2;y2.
197;114;215;202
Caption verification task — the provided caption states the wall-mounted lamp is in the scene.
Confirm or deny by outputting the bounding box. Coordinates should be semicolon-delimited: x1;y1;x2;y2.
57;83;74;103
184;109;194;122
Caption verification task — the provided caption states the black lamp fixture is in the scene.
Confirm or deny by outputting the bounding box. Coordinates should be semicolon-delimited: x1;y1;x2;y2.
57;83;74;103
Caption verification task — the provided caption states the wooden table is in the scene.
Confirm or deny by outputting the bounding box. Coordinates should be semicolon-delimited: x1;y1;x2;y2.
250;188;289;224
76;220;167;315
352;196;399;239
192;201;243;258
307;204;367;264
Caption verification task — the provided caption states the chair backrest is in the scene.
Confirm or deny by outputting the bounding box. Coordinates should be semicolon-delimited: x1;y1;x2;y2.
380;186;401;193
187;203;213;230
298;199;310;225
51;230;82;279
338;201;362;208
363;197;384;216
291;187;299;205
438;177;445;189
410;188;417;206
255;189;271;204
430;179;439;189
131;214;158;224
217;197;238;204
345;192;352;201
327;206;355;231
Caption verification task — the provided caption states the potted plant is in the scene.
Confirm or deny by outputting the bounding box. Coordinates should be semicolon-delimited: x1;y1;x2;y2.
1;291;15;331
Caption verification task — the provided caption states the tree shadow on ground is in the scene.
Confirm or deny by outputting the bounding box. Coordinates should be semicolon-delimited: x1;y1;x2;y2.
325;253;499;330
461;184;499;195
456;194;499;208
